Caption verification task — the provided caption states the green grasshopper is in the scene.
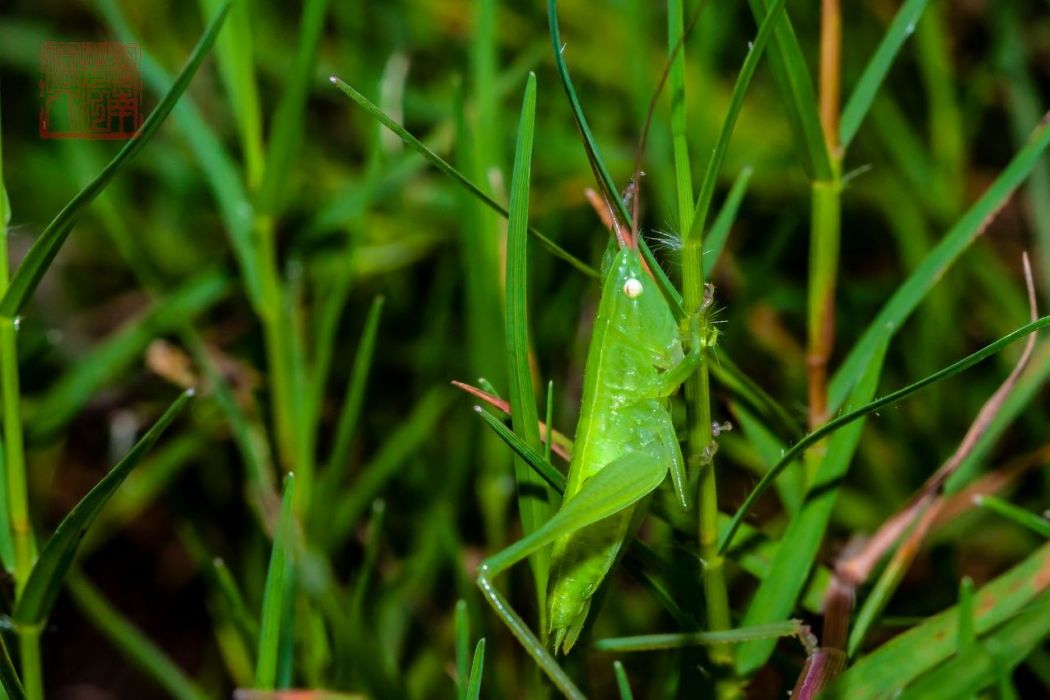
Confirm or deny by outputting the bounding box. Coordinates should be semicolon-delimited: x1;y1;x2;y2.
473;8;718;698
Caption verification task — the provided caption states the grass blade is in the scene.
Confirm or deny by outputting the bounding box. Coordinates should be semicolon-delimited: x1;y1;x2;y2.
321;295;385;489
472;407;567;493
255;474;296;690
839;0;931;149
455;600;470;700
613;661;634;700
13;390;194;627
958;576;976;651
745;0;831;180
465;638;486;700
325;390;450;548
824;541;1050;698
899;598;1050;699
547;0;681;314
735;340;886;674
705;166;753;274
828;112;1050;413
687;0;785;247
976;494;1050;538
0;2;230;318
257;0;329;215
68;573;208;700
328;76;596;278
722;314;1050;554
28;270;228;440
99;0;259;308
504;74;550;589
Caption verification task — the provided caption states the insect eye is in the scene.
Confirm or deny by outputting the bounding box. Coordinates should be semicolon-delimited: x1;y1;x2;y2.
623;277;644;299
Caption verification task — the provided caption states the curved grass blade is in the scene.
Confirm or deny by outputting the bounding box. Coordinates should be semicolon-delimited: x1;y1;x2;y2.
68;573;209;700
13;390;194;627
328;77;595;278
0;3;231;318
720;314;1050;553
839;0;931;149
255;473;296;690
828;111;1050;413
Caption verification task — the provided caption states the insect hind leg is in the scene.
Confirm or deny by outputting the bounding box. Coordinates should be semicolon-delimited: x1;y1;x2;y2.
477;451;666;698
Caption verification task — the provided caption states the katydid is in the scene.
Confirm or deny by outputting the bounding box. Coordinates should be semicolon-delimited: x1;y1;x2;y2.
474;22;720;697
476;238;714;699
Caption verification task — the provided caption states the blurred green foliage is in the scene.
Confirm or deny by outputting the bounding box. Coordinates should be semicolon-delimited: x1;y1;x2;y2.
1;0;1050;698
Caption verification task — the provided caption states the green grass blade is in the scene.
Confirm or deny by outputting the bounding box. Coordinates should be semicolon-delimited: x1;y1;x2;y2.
255;473;296;690
465;638;486;700
0;633;22;700
722;315;1050;553
99;0;260;309
667;0;694;235
68;573;208;700
735;340;886;674
976;494;1050;538
13;390;194;627
455;600;470;700
325;390;450;548
889;597;1050;700
744;0;831;181
348;499;385;621
28;270;228;440
828;113;1050;413
687;0;785;246
839;0;931;149
199;0;264;187
212;557;260;649
705;166;753;274
824;541;1050;698
996;5;1050;301
321;295;385;487
546;0;682;317
328;77;596;278
257;0;328;215
596;621;805;652
504;74;550;585
613;661;634;700
0;2;230;318
958;576;976;651
472;407;567;493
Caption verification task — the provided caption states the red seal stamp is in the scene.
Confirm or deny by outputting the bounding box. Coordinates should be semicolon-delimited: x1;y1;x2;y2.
39;42;143;140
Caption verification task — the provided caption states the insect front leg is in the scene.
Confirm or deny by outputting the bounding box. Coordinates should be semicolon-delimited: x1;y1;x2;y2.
477;451;667;700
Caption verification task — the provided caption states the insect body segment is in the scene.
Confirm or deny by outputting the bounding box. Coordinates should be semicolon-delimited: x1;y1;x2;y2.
546;247;690;653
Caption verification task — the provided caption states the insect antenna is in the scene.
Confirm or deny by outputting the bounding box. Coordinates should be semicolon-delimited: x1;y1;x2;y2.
629;0;709;238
